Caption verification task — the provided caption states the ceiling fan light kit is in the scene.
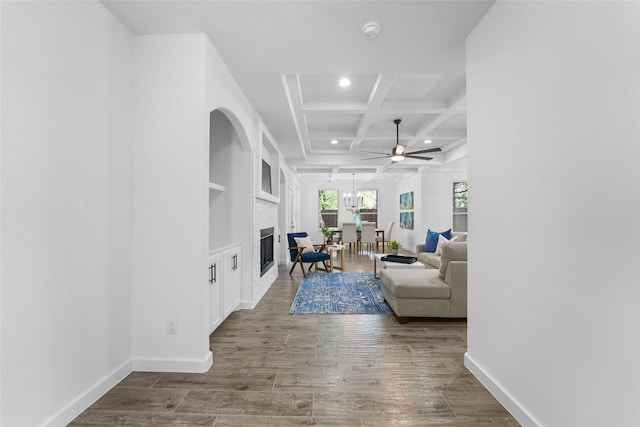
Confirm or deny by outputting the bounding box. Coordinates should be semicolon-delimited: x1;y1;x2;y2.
391;146;404;162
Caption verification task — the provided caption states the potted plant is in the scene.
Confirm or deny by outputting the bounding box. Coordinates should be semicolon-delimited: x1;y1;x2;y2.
389;240;401;255
321;227;334;244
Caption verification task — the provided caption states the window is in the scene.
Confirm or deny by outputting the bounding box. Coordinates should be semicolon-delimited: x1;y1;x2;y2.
318;190;338;228
357;189;378;227
453;181;468;232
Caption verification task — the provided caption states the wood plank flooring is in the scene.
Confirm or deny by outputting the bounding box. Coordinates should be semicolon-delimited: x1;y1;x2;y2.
71;249;519;426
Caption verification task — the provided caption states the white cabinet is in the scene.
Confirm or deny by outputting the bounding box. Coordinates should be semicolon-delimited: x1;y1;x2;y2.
223;246;241;318
209;243;242;333
208;253;223;333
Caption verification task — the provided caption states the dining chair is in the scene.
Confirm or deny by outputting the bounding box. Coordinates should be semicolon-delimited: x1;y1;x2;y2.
287;232;330;278
377;221;394;252
360;222;377;254
341;222;358;254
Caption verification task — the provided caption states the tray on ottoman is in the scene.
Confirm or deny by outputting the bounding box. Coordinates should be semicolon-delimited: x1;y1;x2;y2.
381;255;418;264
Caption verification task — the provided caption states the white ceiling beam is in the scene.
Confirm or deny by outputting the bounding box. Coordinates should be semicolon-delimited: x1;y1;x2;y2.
405;88;466;149
444;141;468;163
349;74;397;152
303;102;368;113
378;101;448;114
356;130;415;140
309;131;357;139
426;129;467;139
282;74;311;158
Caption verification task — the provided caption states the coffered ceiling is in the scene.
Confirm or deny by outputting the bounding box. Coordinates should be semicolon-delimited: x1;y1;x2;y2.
102;0;494;182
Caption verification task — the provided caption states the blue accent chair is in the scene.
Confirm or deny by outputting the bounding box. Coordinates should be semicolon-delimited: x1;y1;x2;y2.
287;232;331;278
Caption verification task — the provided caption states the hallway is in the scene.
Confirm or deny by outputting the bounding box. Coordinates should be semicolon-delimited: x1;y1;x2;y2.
71;251;517;426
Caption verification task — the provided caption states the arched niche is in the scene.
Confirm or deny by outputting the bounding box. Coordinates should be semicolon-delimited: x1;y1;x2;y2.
209;109;252;250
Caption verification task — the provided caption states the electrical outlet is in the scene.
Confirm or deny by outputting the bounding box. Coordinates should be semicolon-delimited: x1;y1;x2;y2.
167;317;177;334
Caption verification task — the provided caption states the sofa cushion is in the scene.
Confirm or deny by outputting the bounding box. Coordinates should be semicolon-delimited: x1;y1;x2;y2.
417;252;441;268
439;242;467;280
300;251;330;263
452;232;468;242
423;228;452;252
294;236;316;254
381;269;450;299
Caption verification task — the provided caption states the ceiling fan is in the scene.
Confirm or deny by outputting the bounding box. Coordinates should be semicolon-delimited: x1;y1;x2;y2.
361;119;441;162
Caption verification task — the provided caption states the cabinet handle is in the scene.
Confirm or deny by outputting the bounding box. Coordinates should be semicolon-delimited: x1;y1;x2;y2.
209;264;214;284
213;263;217;283
232;254;238;271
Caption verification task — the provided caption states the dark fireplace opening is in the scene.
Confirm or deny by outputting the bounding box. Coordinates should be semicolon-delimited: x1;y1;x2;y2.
260;227;274;277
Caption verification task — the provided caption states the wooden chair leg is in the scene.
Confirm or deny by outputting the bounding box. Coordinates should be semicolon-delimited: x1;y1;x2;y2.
299;260;307;278
293;253;306;278
289;259;307;278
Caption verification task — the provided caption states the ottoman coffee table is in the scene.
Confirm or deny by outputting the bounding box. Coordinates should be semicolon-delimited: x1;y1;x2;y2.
373;253;425;278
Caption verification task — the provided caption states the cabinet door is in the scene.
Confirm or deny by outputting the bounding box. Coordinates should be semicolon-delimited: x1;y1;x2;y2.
223;247;241;318
208;254;223;333
230;249;241;308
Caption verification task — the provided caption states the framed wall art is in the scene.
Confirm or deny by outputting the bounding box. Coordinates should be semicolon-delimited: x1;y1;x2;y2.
399;211;414;230
399;191;414;210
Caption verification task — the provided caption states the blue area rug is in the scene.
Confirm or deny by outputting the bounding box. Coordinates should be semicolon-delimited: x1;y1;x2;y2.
290;272;392;314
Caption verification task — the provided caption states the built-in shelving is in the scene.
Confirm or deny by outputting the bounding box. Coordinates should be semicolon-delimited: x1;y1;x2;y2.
208;182;225;192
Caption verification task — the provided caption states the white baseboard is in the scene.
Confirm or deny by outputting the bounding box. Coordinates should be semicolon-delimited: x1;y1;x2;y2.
239;299;257;310
132;351;212;373
43;360;132;427
464;352;540;427
239;273;275;310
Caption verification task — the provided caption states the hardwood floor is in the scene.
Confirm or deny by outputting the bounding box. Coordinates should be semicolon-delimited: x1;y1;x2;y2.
71;249;519;426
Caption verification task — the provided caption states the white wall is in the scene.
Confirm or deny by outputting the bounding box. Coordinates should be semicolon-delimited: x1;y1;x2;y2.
396;170;467;251
1;2;290;424
1;1;134;425
466;2;640;426
394;173;422;250
131;34;213;372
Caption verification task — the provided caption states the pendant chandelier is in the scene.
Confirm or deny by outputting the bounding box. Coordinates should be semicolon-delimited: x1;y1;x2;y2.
343;173;361;214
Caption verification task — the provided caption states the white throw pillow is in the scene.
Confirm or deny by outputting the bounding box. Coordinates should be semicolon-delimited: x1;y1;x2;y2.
294;236;316;254
435;234;458;255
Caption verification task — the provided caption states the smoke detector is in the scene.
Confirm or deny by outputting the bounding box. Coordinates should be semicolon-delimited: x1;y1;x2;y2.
362;21;381;39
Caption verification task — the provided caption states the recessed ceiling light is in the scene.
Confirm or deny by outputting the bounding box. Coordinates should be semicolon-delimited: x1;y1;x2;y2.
338;78;351;88
331;139;338;145
424;139;432;144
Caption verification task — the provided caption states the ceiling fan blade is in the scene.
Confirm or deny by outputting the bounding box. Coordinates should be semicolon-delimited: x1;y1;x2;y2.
406;147;442;155
404;154;434;161
361;155;391;160
360;151;391;156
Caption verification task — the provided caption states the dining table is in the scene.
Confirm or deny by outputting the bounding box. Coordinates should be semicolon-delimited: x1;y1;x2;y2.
328;226;385;251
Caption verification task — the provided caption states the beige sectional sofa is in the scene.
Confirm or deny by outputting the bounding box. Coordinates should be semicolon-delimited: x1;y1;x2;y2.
416;231;468;268
380;241;467;323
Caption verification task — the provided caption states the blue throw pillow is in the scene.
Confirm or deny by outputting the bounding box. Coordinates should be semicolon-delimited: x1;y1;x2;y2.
423;228;452;252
